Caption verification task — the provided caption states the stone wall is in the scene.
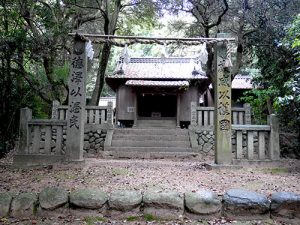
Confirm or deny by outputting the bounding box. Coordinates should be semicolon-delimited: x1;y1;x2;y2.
83;128;107;156
27;126;108;157
0;187;299;223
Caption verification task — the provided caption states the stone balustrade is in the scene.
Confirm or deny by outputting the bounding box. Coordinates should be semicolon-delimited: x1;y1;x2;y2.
0;187;299;223
52;100;113;125
191;103;251;129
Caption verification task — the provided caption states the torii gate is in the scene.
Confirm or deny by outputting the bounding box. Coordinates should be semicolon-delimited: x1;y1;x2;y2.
67;33;235;164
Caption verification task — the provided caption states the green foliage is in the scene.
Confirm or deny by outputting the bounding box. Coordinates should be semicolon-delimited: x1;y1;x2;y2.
126;216;140;221
84;216;107;225
240;89;277;124
143;214;157;221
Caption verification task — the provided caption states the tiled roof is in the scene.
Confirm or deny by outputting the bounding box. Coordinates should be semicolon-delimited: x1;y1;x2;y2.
209;75;253;89
125;80;189;87
107;57;207;80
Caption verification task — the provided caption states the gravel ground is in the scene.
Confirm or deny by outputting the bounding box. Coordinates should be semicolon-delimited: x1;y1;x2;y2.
0;154;299;224
0;216;292;225
0;156;299;196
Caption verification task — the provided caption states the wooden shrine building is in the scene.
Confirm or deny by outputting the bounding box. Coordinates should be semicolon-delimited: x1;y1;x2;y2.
106;56;252;128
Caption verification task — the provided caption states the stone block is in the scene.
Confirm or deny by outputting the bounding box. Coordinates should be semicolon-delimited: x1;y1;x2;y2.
39;187;68;210
109;190;142;211
271;192;300;219
0;192;13;217
185;190;221;216
70;189;108;209
143;190;184;220
223;189;270;219
84;141;90;150
89;137;95;142
11;193;37;218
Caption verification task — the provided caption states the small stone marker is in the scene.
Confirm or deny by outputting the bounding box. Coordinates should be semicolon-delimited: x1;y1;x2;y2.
109;190;142;211
0;192;13;217
185;190;221;215
214;33;232;164
11;192;38;218
66;35;87;161
143;190;184;220
39;187;68;210
271;192;300;219
223;188;270;219
70;188;108;209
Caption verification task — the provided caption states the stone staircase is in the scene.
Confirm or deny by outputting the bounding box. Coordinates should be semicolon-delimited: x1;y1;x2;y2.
104;120;198;159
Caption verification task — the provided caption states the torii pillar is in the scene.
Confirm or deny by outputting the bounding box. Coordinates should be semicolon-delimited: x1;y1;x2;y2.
66;35;87;162
214;33;232;164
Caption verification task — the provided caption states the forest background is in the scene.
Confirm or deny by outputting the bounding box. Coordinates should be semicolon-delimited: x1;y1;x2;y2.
0;0;299;157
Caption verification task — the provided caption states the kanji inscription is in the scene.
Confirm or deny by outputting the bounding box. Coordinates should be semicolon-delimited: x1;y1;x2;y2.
214;33;232;164
66;37;87;161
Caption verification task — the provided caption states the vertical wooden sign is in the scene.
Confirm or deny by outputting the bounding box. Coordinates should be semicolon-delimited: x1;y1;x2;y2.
66;36;87;161
214;33;232;164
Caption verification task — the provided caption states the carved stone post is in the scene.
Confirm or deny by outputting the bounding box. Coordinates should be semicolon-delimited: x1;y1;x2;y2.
244;103;251;125
51;100;60;119
190;101;197;127
66;35;87;162
268;114;280;160
133;93;137;127
18;107;32;154
214;33;232;164
107;101;113;127
176;94;180;128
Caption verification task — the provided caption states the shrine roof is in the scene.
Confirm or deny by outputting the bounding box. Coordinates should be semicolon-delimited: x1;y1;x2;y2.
106;57;207;80
125;80;189;87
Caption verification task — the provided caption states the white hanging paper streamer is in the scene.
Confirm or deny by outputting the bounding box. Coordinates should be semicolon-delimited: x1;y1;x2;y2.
224;42;233;68
123;44;130;64
161;43;168;58
86;40;94;60
198;43;208;64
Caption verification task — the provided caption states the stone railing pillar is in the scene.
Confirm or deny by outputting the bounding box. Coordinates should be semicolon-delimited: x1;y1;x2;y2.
107;101;113;127
244;103;251;124
268;114;280;160
51;100;60;119
18;107;32;154
190;101;197;126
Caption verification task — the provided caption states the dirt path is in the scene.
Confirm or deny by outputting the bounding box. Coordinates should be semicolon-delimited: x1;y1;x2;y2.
0;157;299;196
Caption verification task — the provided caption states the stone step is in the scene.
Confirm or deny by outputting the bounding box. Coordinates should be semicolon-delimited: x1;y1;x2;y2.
111;140;191;148
137;120;176;128
101;151;200;159
114;128;188;136
105;146;194;152
112;134;189;141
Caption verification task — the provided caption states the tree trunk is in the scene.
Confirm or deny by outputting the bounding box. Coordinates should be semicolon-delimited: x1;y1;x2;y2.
89;42;112;105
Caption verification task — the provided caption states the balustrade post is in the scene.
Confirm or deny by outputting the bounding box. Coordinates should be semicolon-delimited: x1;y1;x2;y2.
190;101;197;129
18;108;32;154
244;103;251;124
107;101;113;127
268;114;280;160
51;100;60;119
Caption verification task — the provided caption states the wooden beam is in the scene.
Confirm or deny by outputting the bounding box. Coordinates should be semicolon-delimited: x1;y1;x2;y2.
68;33;236;42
